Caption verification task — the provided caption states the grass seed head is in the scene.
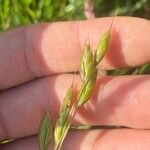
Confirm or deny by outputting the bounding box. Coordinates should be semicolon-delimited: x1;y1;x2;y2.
38;112;53;150
94;30;111;65
77;77;96;107
54;88;73;148
80;43;95;83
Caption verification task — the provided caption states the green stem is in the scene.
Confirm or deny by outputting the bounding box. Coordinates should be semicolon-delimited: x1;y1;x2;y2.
71;125;131;130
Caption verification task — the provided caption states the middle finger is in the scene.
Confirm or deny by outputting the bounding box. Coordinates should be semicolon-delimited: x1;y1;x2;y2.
0;74;150;140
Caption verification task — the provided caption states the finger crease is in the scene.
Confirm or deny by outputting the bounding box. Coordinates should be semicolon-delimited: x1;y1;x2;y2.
22;28;36;79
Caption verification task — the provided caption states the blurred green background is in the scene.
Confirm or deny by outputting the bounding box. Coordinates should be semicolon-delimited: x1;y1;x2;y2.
0;0;150;75
0;0;150;30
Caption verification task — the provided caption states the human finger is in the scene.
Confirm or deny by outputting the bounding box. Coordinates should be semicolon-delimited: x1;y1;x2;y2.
0;17;149;90
1;129;150;150
0;74;150;140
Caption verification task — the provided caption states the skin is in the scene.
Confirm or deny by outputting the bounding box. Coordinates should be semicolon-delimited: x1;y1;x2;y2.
0;17;150;150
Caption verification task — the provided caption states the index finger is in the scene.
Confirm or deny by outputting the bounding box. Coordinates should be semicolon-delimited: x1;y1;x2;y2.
0;17;150;90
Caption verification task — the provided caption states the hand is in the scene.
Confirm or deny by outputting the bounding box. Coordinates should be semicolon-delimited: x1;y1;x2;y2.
0;17;150;150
